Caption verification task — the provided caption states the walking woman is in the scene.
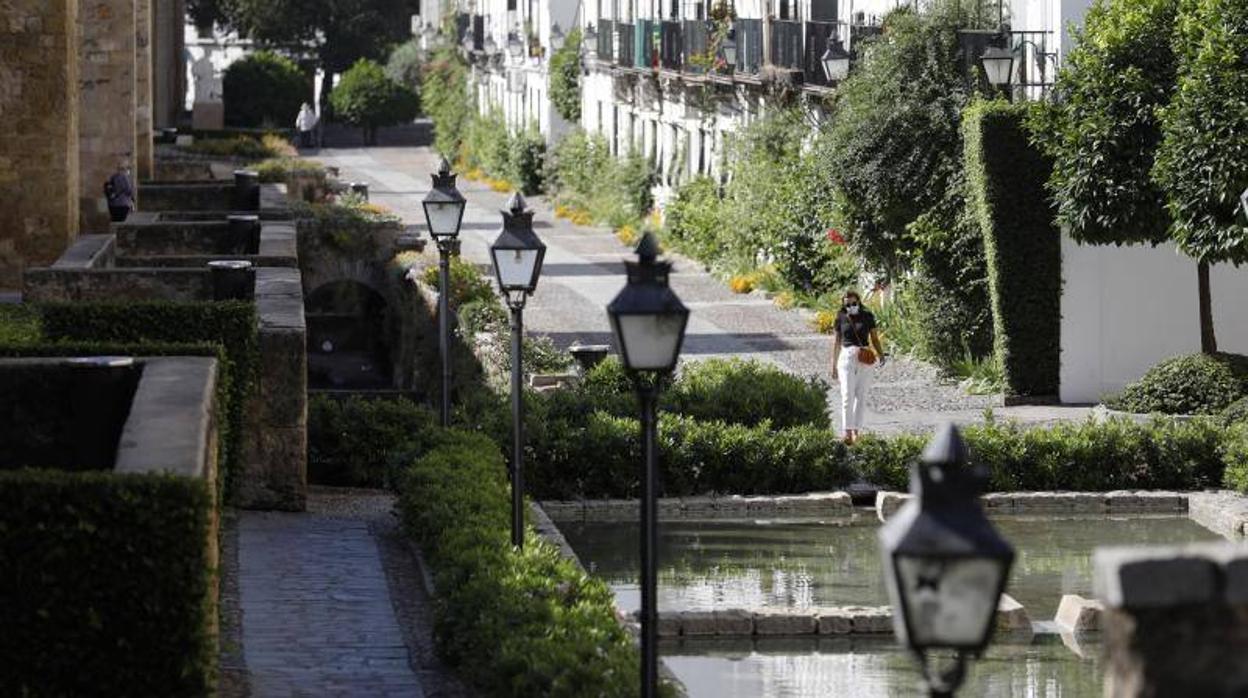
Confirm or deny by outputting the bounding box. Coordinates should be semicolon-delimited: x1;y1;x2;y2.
831;291;886;443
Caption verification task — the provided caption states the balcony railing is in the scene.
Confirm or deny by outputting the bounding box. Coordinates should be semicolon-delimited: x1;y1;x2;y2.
635;19;657;69
597;19;615;60
660;21;683;70
682;20;710;73
770;19;802;71
617;22;635;67
471;14;484;52
733;19;764;74
455;14;470;45
803;20;838;86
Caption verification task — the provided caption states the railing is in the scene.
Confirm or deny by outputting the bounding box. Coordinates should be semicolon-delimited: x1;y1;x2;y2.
803;20;838;86
455;14;470;45
660;21;683;70
617;22;635;67
733;19;764;74
682;20;710;73
770;19;803;71
635;19;656;69
597;19;615;60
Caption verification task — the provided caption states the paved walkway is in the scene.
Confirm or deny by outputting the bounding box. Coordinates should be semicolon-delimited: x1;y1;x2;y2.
226;489;470;698
309;127;1091;433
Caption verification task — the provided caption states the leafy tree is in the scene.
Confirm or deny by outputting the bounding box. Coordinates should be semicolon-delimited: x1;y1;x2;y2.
385;39;424;95
207;0;420;107
421;47;472;158
549;28;582;122
1036;0;1248;352
823;1;994;278
1152;0;1248;350
329;59;419;145
222;51;311;128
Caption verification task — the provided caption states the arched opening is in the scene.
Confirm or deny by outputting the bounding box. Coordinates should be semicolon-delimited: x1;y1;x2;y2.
306;280;392;389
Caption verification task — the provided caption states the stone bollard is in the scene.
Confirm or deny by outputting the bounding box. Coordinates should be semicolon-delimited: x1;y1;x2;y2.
1094;542;1248;696
233;170;261;211
350;182;370;200
227;214;262;254
67;357;138;471
569;343;611;373
208;260;255;301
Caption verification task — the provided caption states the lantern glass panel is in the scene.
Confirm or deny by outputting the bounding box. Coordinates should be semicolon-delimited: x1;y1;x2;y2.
822;53;849;81
615;314;685;371
424;200;464;238
981;47;1014;86
894;555;1005;648
494;248;541;290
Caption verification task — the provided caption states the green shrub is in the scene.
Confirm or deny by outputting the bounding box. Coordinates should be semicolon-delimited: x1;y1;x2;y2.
330;59;420;145
223;51;310;128
0;305;40;344
37;302;259;497
507;127;547;195
398;431;656;696
1224;424;1248;493
422;47;472;158
1223;396;1248;425
549;129;654;228
668;358;829;429
308;395;437;488
184;134;283;159
419;255;496;308
461;109;511;176
385;39;424;92
962;100;1061;397
664;177;724;261
1111;352;1248;415
255;157;328;183
0;470;214;695
549;28;582;122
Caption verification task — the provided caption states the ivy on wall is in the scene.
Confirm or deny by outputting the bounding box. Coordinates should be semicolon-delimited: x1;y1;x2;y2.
549;28;582;123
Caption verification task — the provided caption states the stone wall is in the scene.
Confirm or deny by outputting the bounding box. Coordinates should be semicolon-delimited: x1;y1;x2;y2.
0;0;80;290
134;0;154;180
78;0;137;233
151;0;184;129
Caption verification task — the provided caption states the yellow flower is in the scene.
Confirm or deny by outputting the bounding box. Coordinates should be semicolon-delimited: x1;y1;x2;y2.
813;310;839;335
728;275;755;294
775;291;795;309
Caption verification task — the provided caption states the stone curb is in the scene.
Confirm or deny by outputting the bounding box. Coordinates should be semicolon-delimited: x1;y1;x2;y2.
1187;491;1248;539
540;491;856;522
876;490;1191;521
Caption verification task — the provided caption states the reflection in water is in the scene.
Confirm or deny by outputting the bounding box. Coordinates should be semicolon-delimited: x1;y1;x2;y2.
562;515;1221;619
664;638;1102;698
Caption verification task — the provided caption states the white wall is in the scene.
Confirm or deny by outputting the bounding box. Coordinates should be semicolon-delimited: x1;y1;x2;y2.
1060;234;1248;404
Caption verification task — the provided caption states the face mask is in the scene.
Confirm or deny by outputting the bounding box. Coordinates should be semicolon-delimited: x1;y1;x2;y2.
846;303;860;315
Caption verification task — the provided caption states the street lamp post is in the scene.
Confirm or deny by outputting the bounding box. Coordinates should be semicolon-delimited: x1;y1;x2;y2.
879;424;1016;697
422;158;468;427
489;193;546;548
820;34;851;83
607;233;690;698
721;29;738;70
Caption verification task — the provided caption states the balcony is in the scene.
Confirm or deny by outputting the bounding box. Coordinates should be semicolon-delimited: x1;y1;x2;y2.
803;20;838;86
682;20;710;74
635;19;657;69
660;21;683;71
770;19;802;72
617;22;635;67
597;19;615;61
733;19;764;75
471;14;484;52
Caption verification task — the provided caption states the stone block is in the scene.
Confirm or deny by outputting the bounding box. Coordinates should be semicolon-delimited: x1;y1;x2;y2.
846;606;893;634
1054;594;1103;633
815;610;852;635
778;491;854;516
258;327;307;428
713;609;755;635
995;594;1034;643
677;611;717;637
657;498;683;519
753;609;817;636
875;492;910;522
657;612;681;638
980;494;1016;514
583;499;638;521
713;496;750;518
537;500;584;522
680;496;717;517
237;422;307;511
1095;546;1220;609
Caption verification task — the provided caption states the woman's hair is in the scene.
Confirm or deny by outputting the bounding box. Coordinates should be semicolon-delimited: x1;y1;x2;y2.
841;290;862;310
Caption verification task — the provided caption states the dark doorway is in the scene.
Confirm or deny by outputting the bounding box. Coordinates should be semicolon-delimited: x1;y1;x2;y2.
306;281;392;389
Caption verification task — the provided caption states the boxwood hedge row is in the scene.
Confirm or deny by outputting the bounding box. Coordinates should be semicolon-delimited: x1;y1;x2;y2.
0;470;216;696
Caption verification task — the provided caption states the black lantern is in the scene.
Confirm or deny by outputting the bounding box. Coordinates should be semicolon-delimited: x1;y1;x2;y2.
980;45;1015;88
550;22;565;51
485;34;498;54
490;192;546;299
721;31;738;69
607;233;690;373
607;232;689;698
490;192;546;549
422;157;467;242
821;35;851;82
879;424;1015;697
1239;186;1248;221
508;32;525;57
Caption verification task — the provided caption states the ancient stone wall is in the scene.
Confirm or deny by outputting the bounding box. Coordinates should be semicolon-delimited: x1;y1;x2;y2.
0;0;80;289
78;0;137;233
151;0;184;129
135;0;154;180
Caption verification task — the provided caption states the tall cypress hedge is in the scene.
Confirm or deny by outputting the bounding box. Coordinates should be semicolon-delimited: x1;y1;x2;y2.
963;101;1061;397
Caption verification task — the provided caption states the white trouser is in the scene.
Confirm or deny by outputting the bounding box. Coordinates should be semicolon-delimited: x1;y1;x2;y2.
838;346;874;434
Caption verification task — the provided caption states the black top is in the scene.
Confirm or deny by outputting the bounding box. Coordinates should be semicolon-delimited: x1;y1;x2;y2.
835;309;876;347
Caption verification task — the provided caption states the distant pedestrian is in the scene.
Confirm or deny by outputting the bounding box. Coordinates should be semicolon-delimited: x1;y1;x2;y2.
296;103;319;149
104;161;134;223
831;290;886;444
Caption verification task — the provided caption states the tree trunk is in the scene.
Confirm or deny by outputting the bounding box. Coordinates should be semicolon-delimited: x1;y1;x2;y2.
1198;260;1218;354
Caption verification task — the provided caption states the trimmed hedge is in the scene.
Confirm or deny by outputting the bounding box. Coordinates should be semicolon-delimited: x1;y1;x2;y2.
1225;424;1248;493
962;101;1061;397
398;431;661;696
223;51;310;129
308;394;437;488
1111;352;1248;415
0;470;215;695
1224;396;1248;425
37;302;259;497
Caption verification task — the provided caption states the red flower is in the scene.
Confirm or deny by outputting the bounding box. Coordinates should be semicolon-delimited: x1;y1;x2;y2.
826;228;846;245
